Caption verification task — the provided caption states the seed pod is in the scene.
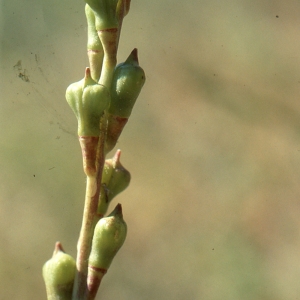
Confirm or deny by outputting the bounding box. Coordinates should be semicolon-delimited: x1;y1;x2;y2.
88;204;127;297
43;242;76;300
66;68;110;176
104;49;145;153
98;149;131;216
90;203;127;269
108;48;145;118
65;68;109;137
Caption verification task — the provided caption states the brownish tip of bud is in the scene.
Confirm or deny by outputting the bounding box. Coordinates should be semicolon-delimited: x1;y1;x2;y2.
129;48;139;64
113;149;122;164
109;203;123;218
53;241;64;256
85;67;92;79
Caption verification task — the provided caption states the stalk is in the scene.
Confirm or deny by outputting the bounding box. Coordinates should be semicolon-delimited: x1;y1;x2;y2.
98;28;119;88
44;1;145;299
85;4;104;82
72;115;107;300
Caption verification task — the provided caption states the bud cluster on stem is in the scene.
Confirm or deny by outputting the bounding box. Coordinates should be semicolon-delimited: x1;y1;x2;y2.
43;0;145;299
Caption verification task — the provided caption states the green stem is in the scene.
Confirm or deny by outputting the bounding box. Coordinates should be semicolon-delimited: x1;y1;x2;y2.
98;28;118;88
72;116;107;300
85;4;104;82
72;175;97;299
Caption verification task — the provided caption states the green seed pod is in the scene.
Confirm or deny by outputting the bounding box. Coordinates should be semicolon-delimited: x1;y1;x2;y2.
89;204;127;271
84;0;119;31
65;67;110;137
43;242;76;300
108;48;146;118
98;149;131;216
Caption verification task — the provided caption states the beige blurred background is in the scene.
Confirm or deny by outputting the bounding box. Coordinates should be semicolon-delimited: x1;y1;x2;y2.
1;0;300;299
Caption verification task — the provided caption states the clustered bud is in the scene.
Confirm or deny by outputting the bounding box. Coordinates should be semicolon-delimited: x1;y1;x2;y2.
43;1;146;299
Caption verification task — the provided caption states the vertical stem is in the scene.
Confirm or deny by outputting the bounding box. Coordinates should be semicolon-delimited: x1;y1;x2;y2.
72;116;107;300
72;175;98;299
98;28;118;88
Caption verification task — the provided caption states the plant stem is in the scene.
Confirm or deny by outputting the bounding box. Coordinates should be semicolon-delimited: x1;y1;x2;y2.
98;28;118;88
72;116;107;300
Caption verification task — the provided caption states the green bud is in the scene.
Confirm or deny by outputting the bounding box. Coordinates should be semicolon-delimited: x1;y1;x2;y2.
65;68;109;137
89;204;127;271
84;0;119;31
43;242;76;300
98;149;131;216
108;48;146;118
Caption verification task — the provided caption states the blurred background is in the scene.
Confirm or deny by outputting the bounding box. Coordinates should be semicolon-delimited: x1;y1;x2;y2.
1;0;300;299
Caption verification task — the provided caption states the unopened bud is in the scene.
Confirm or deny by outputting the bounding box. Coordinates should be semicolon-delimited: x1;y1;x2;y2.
98;150;131;216
65;67;109;137
108;48;145;118
88;204;127;297
90;204;127;269
43;242;76;300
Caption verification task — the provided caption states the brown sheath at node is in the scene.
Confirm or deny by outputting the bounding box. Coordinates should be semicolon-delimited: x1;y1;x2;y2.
79;136;100;177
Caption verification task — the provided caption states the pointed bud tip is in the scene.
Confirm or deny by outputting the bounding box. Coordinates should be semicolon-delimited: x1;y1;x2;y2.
110;203;123;218
53;241;65;256
85;67;92;80
112;149;122;166
126;48;139;65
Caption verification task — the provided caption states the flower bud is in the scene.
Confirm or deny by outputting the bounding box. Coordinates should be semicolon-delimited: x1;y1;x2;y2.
98;149;131;216
65;68;110;137
108;48;145;118
104;49;145;152
90;204;127;269
43;242;76;300
88;204;127;297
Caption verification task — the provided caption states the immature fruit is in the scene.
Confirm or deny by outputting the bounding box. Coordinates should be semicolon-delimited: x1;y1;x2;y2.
89;204;127;270
98;149;131;216
65;68;109;137
42;242;76;300
108;48;146;118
